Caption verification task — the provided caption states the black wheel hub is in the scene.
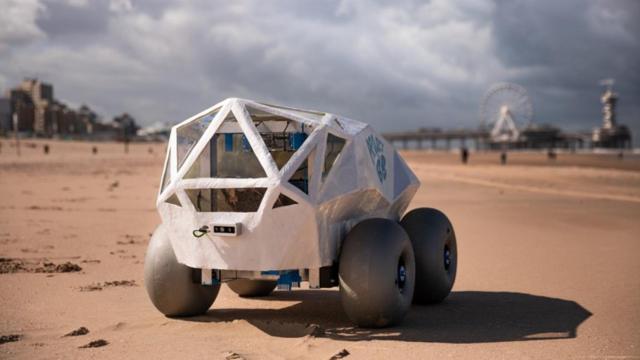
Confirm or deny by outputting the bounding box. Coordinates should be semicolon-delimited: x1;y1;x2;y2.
444;245;451;271
397;259;407;292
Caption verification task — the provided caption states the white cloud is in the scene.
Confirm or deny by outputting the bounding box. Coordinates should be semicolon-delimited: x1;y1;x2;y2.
109;0;133;13
0;0;46;52
65;0;89;7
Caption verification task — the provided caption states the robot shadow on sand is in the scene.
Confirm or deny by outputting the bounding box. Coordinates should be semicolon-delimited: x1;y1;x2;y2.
184;290;592;343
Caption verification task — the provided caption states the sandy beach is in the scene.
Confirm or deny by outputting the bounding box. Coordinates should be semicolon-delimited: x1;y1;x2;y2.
1;139;639;359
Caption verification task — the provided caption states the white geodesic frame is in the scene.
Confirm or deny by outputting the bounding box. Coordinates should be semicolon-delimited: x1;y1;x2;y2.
156;98;420;271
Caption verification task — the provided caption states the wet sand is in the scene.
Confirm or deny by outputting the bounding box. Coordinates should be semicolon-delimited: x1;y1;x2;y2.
1;140;639;359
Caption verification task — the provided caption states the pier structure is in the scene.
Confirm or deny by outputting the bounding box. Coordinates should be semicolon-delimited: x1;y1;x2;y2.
384;128;593;151
384;128;490;150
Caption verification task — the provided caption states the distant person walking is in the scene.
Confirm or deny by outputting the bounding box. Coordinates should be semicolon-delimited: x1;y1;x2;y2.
43;144;49;155
500;151;507;165
460;147;469;164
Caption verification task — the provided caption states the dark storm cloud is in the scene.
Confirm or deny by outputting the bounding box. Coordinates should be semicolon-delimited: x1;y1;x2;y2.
0;0;638;143
493;0;640;69
492;0;640;129
36;0;110;38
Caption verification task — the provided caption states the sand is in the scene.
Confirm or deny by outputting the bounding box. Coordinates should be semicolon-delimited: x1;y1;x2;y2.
1;139;639;359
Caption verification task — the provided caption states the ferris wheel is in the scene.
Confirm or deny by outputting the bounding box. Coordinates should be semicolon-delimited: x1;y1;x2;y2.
480;83;533;142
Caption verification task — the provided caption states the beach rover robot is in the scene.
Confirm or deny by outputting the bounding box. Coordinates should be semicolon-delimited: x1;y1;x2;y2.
145;98;457;327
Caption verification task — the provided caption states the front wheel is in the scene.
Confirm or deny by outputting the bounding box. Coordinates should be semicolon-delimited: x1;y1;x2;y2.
144;225;220;316
339;218;415;328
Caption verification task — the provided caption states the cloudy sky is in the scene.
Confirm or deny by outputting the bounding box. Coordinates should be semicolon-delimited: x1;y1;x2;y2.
1;0;638;140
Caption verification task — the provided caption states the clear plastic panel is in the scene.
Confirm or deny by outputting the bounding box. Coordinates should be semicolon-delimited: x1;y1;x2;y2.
289;154;311;194
322;133;346;182
273;194;297;209
160;149;172;192
184;113;267;178
246;105;312;170
257;102;325;122
176;110;219;169
165;193;181;207
185;188;266;212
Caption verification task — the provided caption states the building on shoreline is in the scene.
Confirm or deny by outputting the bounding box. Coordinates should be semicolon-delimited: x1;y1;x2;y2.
0;98;10;134
0;78;139;140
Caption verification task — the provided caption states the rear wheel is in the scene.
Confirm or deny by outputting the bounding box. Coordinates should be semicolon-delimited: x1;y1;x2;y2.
144;225;220;316
227;279;277;297
400;208;457;304
339;218;415;328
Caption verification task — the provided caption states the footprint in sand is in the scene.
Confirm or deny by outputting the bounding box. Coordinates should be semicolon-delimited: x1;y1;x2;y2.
79;280;137;292
79;339;108;348
63;327;89;337
0;334;22;345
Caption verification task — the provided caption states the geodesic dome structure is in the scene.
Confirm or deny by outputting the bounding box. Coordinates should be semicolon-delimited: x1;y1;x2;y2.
157;98;419;271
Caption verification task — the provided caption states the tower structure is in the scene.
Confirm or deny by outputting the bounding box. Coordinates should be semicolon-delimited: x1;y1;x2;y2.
600;79;617;130
592;79;632;149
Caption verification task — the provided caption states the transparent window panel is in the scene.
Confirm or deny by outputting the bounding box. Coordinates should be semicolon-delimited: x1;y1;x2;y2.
176;110;219;169
160;149;172;192
183;140;211;179
184;113;266;178
185;188;266;212
289;155;310;194
273;193;297;209
246;105;313;170
256;102;325;122
322;134;346;182
165;193;181;207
